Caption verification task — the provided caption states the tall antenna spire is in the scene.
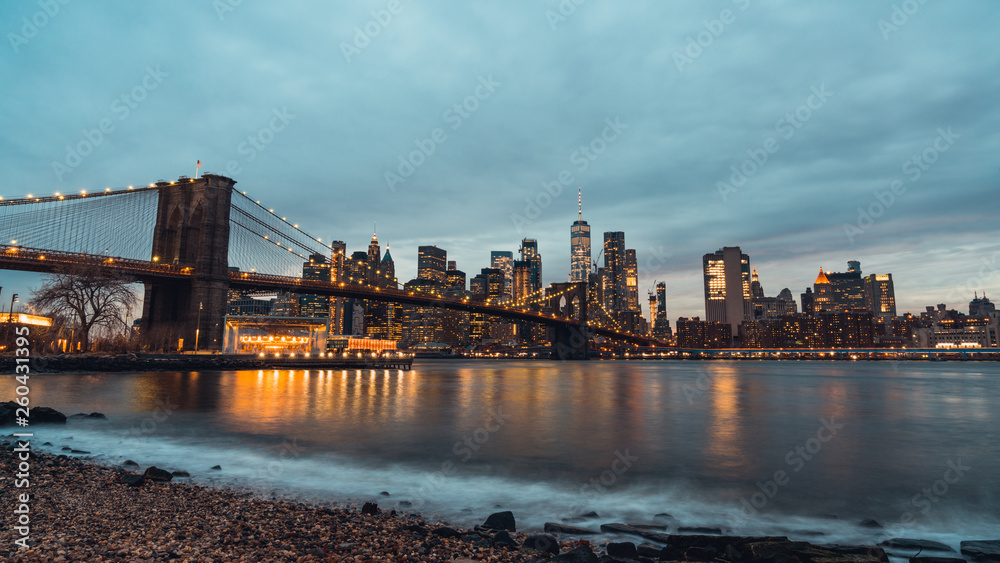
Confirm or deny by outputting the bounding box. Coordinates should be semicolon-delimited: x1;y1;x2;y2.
578;187;582;221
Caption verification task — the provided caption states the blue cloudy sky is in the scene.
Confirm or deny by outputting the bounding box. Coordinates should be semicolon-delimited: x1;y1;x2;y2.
1;0;998;319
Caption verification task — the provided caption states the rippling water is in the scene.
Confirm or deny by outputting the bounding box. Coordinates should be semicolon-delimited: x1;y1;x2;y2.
3;360;998;548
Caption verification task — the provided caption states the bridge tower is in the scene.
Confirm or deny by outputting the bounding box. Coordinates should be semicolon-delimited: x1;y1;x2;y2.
547;281;589;360
140;174;236;351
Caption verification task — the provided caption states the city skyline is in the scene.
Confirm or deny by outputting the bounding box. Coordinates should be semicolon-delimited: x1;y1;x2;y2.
1;2;998;320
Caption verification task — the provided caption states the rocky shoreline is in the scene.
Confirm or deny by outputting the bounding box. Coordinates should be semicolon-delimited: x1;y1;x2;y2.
0;353;411;375
2;446;998;563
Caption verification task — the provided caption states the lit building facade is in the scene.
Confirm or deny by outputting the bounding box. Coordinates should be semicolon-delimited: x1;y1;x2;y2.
418;245;447;284
864;273;897;320
490;251;514;299
520;239;542;294
703;246;751;337
603;232;626;314
299;253;331;318
570;188;591;283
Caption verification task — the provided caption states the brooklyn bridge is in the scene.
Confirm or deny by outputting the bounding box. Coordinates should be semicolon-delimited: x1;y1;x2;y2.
0;174;657;359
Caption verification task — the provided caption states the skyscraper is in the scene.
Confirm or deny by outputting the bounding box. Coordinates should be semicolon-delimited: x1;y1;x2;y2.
520;239;542;293
417;245;447;284
603;232;626;313
366;230;380;283
570;188;591;283
651;281;671;341
513;260;532;302
864;273;897;319
490;251;514;299
299;253;330;318
703;246;752;337
330;240;347;333
624;248;639;313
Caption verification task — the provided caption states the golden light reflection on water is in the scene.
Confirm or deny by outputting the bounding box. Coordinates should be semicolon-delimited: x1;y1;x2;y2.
703;364;749;474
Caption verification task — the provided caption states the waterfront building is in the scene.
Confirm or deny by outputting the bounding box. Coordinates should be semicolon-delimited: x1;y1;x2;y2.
299;253;331;318
864;273;897;320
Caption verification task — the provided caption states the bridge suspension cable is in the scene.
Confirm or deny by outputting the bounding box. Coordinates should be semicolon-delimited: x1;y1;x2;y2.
228;189;332;277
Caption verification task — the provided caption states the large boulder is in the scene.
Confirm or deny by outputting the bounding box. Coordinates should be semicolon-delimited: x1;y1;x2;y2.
962;540;1000;562
143;466;173;482
522;534;559;555
544;522;599;535
606;541;637;559
550;545;599;562
0;402;67;425
878;538;955;552
482;510;516;532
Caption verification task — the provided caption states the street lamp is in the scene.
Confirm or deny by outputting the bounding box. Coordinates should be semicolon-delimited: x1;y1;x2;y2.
195;302;203;352
8;293;18;324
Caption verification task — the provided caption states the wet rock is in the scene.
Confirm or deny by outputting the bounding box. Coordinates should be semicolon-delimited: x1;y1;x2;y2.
398;501;412;508
69;412;107;419
143;466;173;482
31;406;68;424
745;540;887;563
551;545;600;562
627;521;668;531
42;441;53;446
879;539;955;552
599;523;672;544
122;460;139;468
483;510;516;532
119;474;144;487
493;530;519;548
686;545;718;561
961;540;1000;562
636;543;662;558
379;491;390;496
171;470;190;478
70;449;91;454
523;534;559;555
678;526;723;535
859;518;884;529
61;446;72;451
911;558;967;563
361;502;378;515
545;522;600;535
210;465;222;471
606;541;637;559
431;526;462;538
564;510;600;523
402;524;427;536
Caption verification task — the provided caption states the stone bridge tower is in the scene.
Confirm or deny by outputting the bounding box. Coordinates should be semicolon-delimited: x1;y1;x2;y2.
140;174;235;351
547;281;589;360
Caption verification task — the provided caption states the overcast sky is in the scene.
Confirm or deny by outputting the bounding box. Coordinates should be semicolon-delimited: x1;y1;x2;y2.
2;1;998;319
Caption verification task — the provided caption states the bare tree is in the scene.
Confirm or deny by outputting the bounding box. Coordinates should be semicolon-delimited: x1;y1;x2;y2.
30;264;139;352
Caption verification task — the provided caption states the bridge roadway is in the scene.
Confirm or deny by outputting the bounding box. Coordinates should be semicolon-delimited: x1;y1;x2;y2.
0;245;657;346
